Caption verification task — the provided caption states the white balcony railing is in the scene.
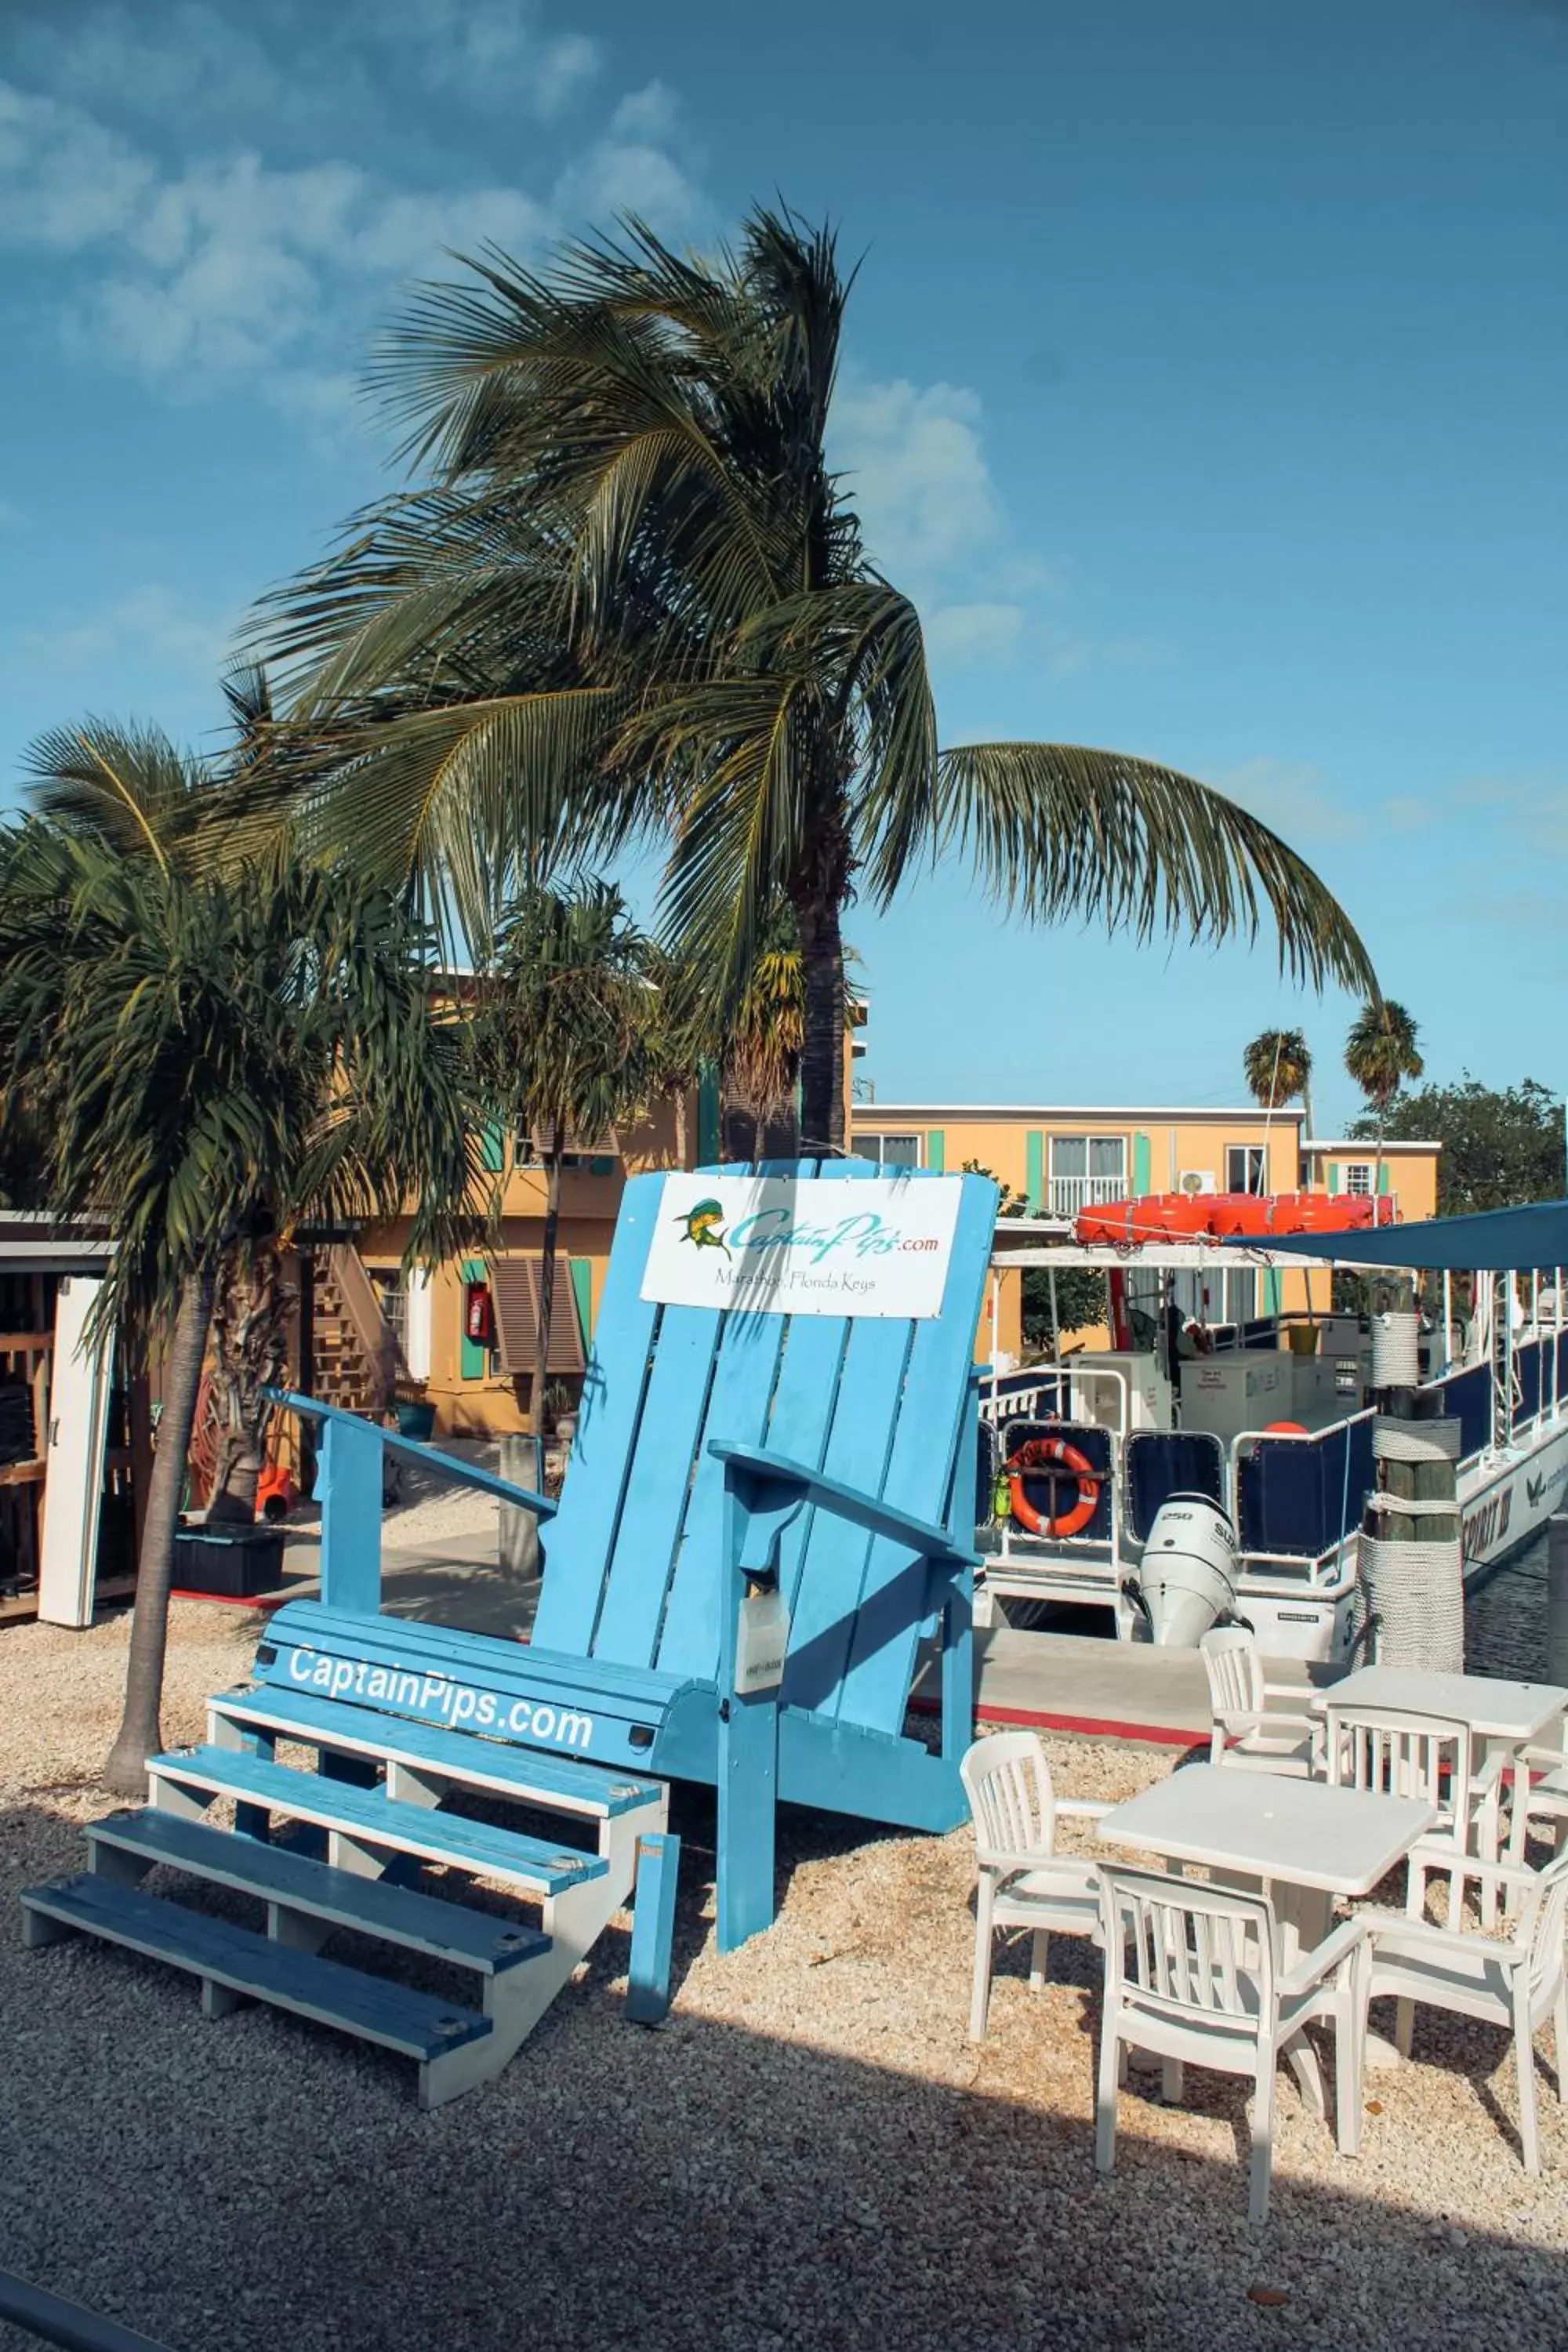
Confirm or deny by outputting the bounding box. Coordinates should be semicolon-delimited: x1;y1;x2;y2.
1048;1173;1127;1217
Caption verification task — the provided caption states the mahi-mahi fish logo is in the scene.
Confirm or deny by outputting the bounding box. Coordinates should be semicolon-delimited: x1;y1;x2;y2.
674;1197;731;1257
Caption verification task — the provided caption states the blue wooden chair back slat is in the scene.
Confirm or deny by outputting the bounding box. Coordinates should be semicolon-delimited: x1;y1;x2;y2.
588;1298;728;1667
529;1177;664;1656
653;1305;791;1679
779;1317;913;1713
835;1178;995;1728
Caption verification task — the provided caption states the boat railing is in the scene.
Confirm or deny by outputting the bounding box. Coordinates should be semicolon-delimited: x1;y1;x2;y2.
1229;1409;1375;1587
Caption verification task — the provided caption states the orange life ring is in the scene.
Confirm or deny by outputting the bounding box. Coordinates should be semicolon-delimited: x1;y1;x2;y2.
1005;1436;1101;1538
1263;1420;1307;1435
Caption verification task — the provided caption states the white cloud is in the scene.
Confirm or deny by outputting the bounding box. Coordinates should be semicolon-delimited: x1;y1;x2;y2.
830;372;1083;675
609;82;681;143
5;584;234;677
923;602;1029;669
0;1;706;426
394;0;601;119
832;376;1003;579
5;1;602;131
0;80;156;249
1217;757;1363;842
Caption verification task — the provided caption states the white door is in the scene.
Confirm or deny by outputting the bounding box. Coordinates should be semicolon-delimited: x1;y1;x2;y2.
37;1274;114;1628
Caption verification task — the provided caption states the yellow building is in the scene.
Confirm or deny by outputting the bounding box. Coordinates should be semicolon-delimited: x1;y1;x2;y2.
849;1101;1440;1361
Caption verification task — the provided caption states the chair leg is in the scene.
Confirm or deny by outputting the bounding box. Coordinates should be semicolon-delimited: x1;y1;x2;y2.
1515;1993;1541;2176
1095;2021;1121;2177
1334;1969;1365;2158
1553;1984;1568;2102
1394;1996;1414;2059
1029;1929;1049;1991
1249;2052;1276;2227
969;1878;994;2043
1161;2057;1185;2104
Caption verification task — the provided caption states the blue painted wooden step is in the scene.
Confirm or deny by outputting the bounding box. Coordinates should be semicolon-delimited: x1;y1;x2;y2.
148;1748;608;1896
20;1875;492;2060
87;1809;550;1974
209;1685;664;1817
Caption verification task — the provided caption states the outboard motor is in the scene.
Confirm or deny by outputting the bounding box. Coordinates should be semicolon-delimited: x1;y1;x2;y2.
1134;1492;1240;1647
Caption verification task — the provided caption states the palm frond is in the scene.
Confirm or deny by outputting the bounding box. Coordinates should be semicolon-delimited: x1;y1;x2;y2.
935;742;1377;995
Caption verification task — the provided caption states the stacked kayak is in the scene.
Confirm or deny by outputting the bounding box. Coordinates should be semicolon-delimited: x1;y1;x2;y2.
1074;1192;1383;1247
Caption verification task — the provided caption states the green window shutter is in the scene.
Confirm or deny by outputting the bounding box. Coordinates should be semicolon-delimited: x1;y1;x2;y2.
925;1129;946;1172
1327;1163;1341;1196
1377;1162;1393;1195
479;1121;505;1174
697;1064;720;1167
1131;1133;1151;1195
459;1257;488;1379
1262;1269;1283;1317
568;1257;593;1345
1025;1131;1044;1213
588;1156;615;1177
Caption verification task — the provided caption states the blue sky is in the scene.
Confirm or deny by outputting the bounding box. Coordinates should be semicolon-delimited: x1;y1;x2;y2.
1;0;1564;1134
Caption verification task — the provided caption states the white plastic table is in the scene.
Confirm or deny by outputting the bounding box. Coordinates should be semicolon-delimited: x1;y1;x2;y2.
1308;1666;1567;1752
1100;1765;1436;2098
1100;1765;1435;1940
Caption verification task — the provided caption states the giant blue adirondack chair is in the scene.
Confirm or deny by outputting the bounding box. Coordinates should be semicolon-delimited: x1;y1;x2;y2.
23;1160;996;2103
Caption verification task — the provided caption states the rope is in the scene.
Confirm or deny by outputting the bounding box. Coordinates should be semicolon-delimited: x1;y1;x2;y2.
1356;1531;1465;1671
1373;1414;1461;1463
1370;1310;1421;1386
1367;1492;1460;1523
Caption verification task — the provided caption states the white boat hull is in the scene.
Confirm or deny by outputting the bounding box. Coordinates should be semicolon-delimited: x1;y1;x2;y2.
1460;1425;1568;1576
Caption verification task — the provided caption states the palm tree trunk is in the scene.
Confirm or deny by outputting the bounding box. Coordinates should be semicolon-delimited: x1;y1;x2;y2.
797;895;845;1156
1301;1073;1317;1146
533;1142;562;1454
103;1265;215;1796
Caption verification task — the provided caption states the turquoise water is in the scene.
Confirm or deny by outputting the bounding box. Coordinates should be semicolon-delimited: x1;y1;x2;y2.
1466;1530;1552;1679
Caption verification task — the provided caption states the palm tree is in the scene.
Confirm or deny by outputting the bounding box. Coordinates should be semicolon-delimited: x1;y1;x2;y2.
1344;999;1424;1200
474;881;655;1466
0;720;481;1793
259;205;1378;1153
1243;1027;1316;1150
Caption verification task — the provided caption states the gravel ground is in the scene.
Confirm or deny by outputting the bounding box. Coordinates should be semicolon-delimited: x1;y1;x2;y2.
2;1606;1566;2352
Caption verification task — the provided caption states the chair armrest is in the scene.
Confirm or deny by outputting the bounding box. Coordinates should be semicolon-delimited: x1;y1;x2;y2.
1473;1748;1508;1796
978;1846;1093;1876
1054;1799;1113;1822
264;1387;557;1517
707;1439;980;1568
1521;1745;1568;1774
1258;1708;1318;1739
1359;1907;1530;1969
1276;1913;1367;1998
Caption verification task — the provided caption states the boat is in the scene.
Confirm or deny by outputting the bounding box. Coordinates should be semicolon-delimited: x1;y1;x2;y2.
976;1219;1568;1661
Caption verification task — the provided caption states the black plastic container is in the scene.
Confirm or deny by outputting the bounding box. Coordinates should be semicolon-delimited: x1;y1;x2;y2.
172;1524;285;1598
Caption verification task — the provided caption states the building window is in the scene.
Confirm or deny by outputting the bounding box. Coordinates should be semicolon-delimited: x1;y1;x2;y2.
856;1132;923;1167
1048;1134;1126;1216
368;1268;407;1347
1341;1160;1375;1196
1226;1145;1267;1195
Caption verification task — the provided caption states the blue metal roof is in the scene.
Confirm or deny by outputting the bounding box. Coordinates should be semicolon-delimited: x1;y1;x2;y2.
1265;1199;1568;1271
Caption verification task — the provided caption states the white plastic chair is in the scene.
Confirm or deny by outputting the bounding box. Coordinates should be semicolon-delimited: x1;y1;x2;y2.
1352;1849;1568;2175
1094;1865;1365;2226
1501;1723;1568;1868
960;1730;1109;2041
1200;1628;1318;1776
1323;1701;1505;1895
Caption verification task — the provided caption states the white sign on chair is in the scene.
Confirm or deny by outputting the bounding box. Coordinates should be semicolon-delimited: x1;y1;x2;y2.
641;1174;962;1318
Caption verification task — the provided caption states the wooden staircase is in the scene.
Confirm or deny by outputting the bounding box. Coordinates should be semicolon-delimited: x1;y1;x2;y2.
22;1682;671;2107
313;1246;397;1417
